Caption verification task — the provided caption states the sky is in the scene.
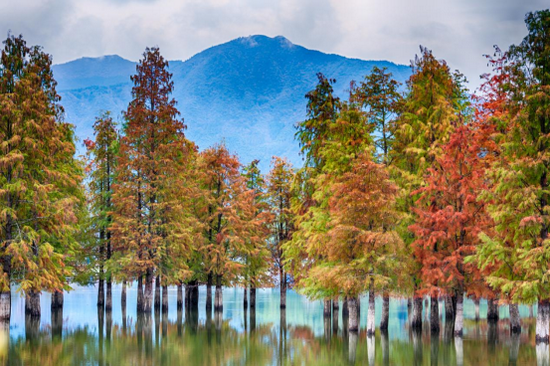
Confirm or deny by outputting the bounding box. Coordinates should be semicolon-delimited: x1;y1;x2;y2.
0;0;547;91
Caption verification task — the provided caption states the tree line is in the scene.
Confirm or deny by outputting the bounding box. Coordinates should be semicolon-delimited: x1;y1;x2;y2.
1;9;550;343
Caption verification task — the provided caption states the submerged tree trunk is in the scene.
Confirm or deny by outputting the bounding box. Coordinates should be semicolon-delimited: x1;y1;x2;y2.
214;275;223;311
98;277;105;307
343;297;349;318
445;294;455;323
137;277;143;312
510;303;521;334
143;272;153;313
25;291;41;317
154;275;160;312
162;284;168;313
106;280;112;311
380;292;389;331
536;299;549;343
51;291;63;310
367;281;375;336
280;269;287;309
431;294;440;333
250;287;256;309
474;298;480;321
243;287;248;308
454;291;464;337
323;299;331;318
121;281;127;311
348;297;359;332
206;273;213;312
487;298;499;323
177;283;183;311
411;295;423;331
0;287;10;322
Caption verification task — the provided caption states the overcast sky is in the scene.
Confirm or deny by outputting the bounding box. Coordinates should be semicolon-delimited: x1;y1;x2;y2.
0;0;546;90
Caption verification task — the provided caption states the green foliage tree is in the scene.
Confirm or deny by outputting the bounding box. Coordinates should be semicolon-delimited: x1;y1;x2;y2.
84;112;118;310
266;157;295;308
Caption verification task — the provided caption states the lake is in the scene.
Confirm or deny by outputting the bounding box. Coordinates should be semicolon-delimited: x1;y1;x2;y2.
2;284;542;365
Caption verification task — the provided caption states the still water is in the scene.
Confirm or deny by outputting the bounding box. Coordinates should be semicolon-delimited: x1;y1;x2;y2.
2;284;542;365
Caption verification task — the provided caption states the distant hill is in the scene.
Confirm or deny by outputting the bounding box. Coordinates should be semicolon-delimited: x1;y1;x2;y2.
53;35;411;171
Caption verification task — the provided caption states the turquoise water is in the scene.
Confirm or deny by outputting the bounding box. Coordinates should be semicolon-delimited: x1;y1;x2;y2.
2;284;541;365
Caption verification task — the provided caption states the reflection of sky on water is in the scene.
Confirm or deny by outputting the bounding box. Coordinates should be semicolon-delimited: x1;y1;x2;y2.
7;284;534;341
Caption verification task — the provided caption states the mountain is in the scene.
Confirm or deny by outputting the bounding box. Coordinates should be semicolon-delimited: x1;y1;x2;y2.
53;35;411;171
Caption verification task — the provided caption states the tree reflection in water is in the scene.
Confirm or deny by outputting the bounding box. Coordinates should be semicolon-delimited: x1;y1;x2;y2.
1;291;543;365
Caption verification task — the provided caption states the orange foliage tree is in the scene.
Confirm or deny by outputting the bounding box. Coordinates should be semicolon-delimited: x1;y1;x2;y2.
111;46;195;313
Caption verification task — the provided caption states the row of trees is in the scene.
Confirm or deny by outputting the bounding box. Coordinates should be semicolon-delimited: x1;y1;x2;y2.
1;8;549;344
285;9;550;343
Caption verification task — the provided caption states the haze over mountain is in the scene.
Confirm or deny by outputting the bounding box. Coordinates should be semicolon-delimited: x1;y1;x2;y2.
53;35;411;171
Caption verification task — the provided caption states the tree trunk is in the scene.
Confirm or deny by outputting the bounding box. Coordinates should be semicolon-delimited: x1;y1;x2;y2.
343;297;349;318
348;297;359;332
177;283;183;311
25;291;41;317
323;298;331;318
454;291;464;337
487;298;499;323
137;276;143;312
332;305;338;334
214;275;223;311
474;298;480;321
411;295;423;331
280;269;286;309
510;303;521;334
536;299;549;343
162;284;168;313
121;280;127;311
250;287;256;309
51;291;63;310
105;280;112;311
380;292;389;331
206;273;212;312
431;294;440;333
98;277;105;307
333;297;339;310
243;287;248;308
367;281;375;336
445;294;455;323
154;275;160;312
143;272;153;313
0;288;10;322
324;313;331;341
191;282;199;309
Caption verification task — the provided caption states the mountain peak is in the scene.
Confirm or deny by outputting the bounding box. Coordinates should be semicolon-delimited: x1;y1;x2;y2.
53;36;410;171
234;35;295;48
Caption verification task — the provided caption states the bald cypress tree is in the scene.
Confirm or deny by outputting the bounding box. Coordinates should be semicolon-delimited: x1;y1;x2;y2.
111;46;194;314
0;34;84;319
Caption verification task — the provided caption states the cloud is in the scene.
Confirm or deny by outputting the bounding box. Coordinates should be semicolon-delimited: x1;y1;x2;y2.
0;0;545;90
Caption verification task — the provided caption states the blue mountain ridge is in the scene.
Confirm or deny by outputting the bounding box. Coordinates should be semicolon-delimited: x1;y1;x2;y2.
53;35;411;172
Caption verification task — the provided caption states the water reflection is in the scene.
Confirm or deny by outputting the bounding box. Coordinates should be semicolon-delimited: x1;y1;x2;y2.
3;286;546;365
